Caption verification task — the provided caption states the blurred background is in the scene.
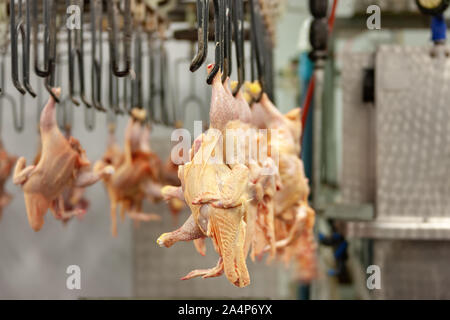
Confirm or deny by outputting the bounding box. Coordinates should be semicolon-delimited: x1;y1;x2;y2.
1;0;450;300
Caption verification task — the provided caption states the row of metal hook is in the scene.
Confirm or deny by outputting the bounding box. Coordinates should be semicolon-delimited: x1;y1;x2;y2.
5;0;275;132
189;0;274;102
7;0;176;130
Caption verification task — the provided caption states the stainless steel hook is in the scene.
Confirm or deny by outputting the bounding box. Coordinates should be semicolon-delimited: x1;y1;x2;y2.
107;0;131;78
10;0;36;96
90;0;106;112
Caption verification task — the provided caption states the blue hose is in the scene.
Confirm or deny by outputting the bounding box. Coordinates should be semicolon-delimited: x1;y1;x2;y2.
432;14;447;42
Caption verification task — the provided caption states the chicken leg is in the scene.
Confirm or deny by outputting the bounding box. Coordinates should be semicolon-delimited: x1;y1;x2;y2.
157;214;205;248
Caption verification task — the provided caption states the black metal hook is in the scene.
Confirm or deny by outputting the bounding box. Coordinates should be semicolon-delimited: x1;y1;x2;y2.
32;0;59;102
206;0;223;85
232;0;245;96
90;0;106;112
189;0;209;73
249;0;265;102
222;0;232;83
10;0;36;96
107;0;131;78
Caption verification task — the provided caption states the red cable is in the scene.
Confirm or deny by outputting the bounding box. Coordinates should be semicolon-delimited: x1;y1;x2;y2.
301;76;315;129
301;0;339;139
328;0;338;33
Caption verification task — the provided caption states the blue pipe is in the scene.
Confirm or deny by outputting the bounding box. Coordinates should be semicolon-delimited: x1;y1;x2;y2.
432;14;447;42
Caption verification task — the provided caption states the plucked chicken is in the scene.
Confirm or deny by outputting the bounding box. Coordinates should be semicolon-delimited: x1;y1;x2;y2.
223;82;280;262
13;89;114;231
158;66;251;287
95;110;162;237
247;83;317;281
33;128;90;225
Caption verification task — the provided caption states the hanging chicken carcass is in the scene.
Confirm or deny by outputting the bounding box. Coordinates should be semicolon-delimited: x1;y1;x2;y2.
33;128;91;226
13;89;115;231
95;109;162;237
248;83;317;282
158;66;252;287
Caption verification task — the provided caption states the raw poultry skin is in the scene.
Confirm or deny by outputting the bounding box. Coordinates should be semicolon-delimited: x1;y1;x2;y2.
252;91;317;282
161;157;186;225
158;67;251;287
223;118;279;262
0;142;17;221
60;129;90;224
160;135;208;256
33;128;91;225
227;81;280;262
13;89;114;231
95;114;162;237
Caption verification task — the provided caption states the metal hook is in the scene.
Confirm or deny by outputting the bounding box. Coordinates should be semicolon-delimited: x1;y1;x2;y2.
189;0;209;73
33;0;49;78
32;0;59;102
56;53;73;131
107;60;119;130
176;55;208;125
232;0;245;96
148;34;155;121
122;74;131;115
148;35;171;126
90;0;106;112
222;0;232;83
67;0;92;110
10;0;35;96
0;52;21;133
0;90;23;132
250;23;256;82
84;101;96;131
206;0;223;85
14;90;25;132
159;40;170;126
57;97;74;132
131;30;144;111
108;59;122;115
1;35;25;132
249;0;265;102
107;0;131;78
